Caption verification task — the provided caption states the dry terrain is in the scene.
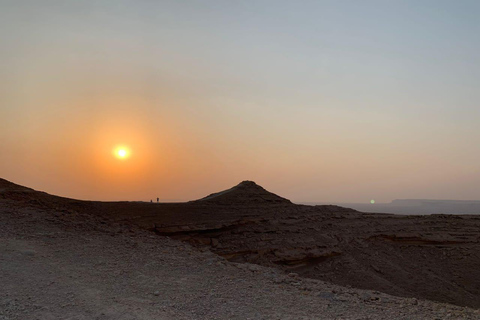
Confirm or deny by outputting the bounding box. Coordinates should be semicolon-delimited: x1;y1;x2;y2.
1;178;480;319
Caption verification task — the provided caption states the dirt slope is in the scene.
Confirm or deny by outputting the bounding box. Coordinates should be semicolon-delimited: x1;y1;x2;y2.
2;196;480;319
2;178;480;312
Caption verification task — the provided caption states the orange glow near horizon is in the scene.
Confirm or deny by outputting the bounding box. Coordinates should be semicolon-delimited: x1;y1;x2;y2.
5;1;480;205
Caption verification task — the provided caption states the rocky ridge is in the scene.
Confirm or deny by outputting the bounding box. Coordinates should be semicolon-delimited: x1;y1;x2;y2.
1;193;480;319
1;178;480;313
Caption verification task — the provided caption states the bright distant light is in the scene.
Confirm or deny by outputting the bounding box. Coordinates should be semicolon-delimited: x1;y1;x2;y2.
114;146;130;159
370;199;375;204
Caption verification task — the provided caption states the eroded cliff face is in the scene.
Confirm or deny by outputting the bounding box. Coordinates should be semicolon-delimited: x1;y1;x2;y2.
2;178;480;308
154;207;480;308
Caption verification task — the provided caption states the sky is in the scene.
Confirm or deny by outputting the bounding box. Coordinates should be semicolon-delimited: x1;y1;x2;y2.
1;0;480;203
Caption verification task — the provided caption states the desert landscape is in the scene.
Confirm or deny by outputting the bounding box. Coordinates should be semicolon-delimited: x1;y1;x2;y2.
3;1;480;319
2;178;480;319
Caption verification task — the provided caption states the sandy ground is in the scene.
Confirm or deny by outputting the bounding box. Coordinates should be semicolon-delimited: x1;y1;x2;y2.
1;199;480;320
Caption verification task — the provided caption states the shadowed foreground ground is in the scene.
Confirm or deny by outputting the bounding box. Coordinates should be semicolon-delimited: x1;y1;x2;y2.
1;178;480;319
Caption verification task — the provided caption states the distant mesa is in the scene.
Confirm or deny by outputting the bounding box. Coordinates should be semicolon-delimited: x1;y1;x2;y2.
194;180;292;205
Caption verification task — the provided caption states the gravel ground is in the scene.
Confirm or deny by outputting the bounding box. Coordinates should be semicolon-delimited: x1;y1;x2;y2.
1;200;479;320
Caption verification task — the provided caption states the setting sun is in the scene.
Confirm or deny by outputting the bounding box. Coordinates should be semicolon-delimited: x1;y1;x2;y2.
114;147;130;159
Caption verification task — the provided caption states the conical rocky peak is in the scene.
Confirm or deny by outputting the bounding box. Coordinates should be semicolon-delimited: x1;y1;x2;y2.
195;181;291;205
236;180;265;189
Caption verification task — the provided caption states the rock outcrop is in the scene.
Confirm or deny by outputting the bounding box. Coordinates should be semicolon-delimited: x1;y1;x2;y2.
194;181;292;205
2;179;480;309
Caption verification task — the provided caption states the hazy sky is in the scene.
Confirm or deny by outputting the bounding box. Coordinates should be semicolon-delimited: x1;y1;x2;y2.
2;0;480;203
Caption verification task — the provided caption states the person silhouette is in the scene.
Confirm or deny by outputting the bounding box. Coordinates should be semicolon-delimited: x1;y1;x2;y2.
157;197;159;203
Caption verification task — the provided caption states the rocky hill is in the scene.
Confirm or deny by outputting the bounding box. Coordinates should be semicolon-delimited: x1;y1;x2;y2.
194;180;292;205
1;178;480;311
3;190;480;319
